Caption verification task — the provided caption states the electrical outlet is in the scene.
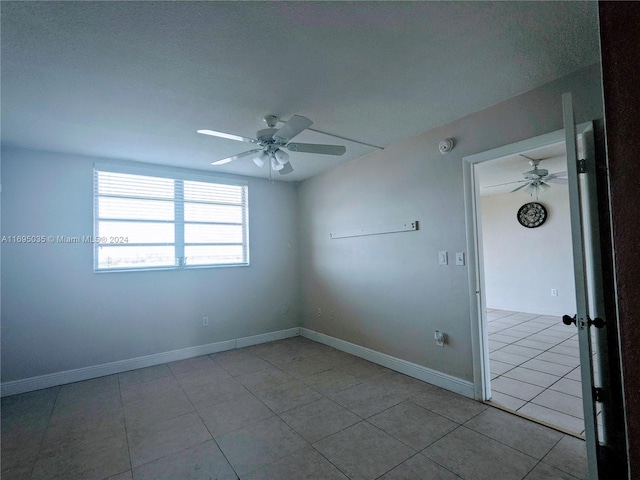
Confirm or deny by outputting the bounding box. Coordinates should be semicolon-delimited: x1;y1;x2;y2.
434;330;445;347
551;289;558;297
202;316;209;326
317;307;322;317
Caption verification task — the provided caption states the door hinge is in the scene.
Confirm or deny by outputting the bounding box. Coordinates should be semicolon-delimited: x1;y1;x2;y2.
594;387;605;403
577;159;587;173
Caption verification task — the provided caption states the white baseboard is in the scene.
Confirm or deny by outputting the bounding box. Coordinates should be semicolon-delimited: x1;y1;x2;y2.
2;327;473;399
236;328;300;348
301;328;475;399
1;328;300;397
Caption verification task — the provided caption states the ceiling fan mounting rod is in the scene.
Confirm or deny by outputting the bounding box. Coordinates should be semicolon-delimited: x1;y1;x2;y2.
263;115;278;128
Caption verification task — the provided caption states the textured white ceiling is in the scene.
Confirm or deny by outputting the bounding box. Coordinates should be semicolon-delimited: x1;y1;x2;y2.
1;1;600;181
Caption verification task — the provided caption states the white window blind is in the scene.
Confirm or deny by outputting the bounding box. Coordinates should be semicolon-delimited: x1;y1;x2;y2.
93;166;249;271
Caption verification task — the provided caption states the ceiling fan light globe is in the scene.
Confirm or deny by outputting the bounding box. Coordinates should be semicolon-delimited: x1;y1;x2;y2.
253;151;268;167
270;157;284;171
274;149;289;165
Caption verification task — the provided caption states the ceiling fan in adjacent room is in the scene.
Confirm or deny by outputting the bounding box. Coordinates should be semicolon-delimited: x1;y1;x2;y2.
197;115;346;175
487;154;568;198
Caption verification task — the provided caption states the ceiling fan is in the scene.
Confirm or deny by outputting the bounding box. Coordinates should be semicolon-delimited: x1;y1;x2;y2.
487;154;568;197
197;115;346;175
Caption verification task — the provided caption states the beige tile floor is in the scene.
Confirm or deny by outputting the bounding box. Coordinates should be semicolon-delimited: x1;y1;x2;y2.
487;309;592;437
2;336;587;480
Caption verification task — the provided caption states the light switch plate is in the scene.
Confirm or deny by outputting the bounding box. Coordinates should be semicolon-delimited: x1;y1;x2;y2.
438;251;448;265
455;252;465;266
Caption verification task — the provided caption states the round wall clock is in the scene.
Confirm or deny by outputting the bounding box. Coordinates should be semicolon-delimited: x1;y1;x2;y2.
517;202;547;228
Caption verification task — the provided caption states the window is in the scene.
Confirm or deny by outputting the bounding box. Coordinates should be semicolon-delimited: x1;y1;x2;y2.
93;164;249;271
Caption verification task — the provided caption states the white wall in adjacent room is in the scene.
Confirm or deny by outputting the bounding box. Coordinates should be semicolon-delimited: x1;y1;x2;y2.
480;187;577;316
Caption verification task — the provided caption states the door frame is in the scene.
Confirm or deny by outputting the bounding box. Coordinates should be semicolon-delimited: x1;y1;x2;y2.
462;122;593;402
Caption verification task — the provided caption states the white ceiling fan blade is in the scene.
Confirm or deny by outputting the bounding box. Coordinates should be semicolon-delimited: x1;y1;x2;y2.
510;183;530;193
286;143;346;155
547;177;568;185
273;115;313;143
278;162;294;175
197;129;259;144
485;179;526;188
211;149;262;165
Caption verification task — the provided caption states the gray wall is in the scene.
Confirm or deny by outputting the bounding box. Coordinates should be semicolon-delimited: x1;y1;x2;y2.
297;64;604;383
1;147;300;382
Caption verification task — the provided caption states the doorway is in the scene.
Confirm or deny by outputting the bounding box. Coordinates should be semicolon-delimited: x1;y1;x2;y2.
475;141;588;436
463;127;596;438
466;95;628;478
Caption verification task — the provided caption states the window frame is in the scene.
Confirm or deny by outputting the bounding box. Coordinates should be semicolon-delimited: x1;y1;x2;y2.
93;163;249;272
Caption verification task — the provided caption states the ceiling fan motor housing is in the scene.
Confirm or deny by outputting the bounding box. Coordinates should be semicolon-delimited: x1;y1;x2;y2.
524;169;548;178
253;129;289;166
256;128;280;145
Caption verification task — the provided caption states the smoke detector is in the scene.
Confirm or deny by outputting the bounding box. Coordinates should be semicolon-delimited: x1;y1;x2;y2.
439;138;454;154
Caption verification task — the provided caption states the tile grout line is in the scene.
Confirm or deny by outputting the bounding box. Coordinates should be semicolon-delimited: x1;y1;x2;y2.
120;360;241;477
488;310;586;438
362;421;422;480
207;344;353;478
27;385;62;479
244;342;455;479
280;357;372;479
462;409;564;466
239;345;355;479
171;355;246;480
117;375;134;479
490;312;579;374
